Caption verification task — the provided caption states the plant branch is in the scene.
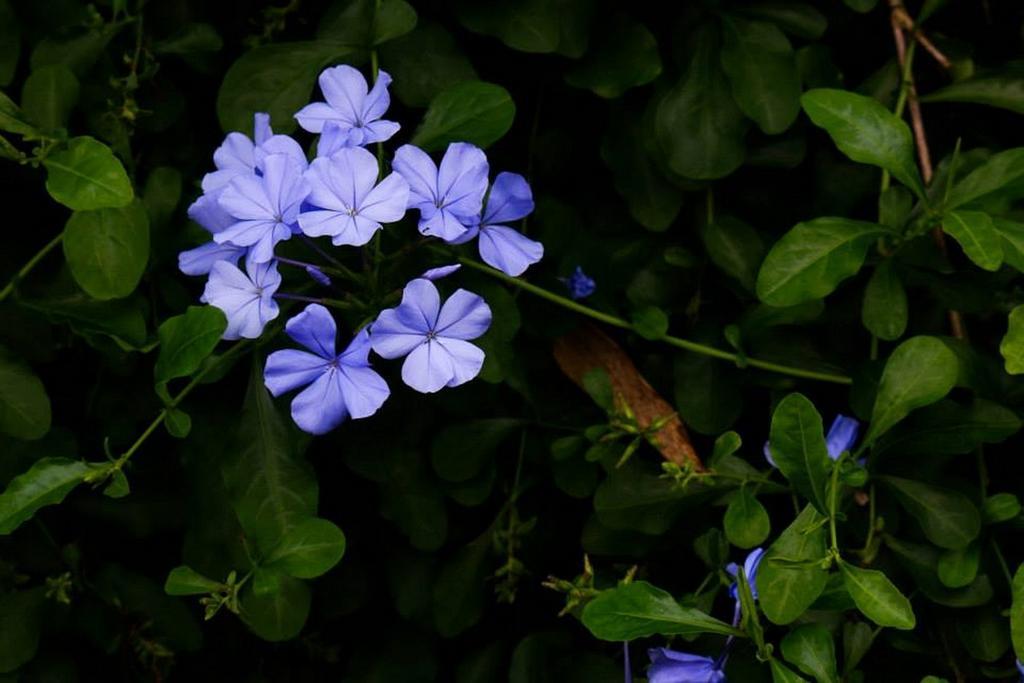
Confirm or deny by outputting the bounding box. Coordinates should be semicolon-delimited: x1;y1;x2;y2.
458;257;852;385
0;233;64;303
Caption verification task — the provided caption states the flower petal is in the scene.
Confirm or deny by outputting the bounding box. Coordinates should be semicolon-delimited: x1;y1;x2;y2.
213;132;255;174
178;241;246;276
284;303;337;358
437;338;485;388
362;69;393;121
478;225;544;276
336;364;390;419
253;112;272;145
369;313;424;358
359;171;409;223
362;119;400;144
219;175;274;221
437;142;488;217
483;172;534;224
255;134;308;175
188;193;236;234
392;144;439;206
294;102;344;134
436;289;491;340
264;349;327;396
421;264;461;281
401;341;453;393
290;369;349;434
419;207;470;241
318;65;367;123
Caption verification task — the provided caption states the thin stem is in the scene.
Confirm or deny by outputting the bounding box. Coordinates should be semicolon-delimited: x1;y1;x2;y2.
828;453;846;553
275;292;354;310
299;235;360;280
458;257;852;385
0;232;64;303
991;538;1014;590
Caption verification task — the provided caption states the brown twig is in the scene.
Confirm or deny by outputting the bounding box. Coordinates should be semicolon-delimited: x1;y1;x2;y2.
891;3;952;70
888;0;967;339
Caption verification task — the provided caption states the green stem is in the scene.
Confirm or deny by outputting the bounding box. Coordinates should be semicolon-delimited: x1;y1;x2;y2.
112;339;253;469
0;233;64;303
828;454;845;553
458;258;853;385
880;41;918;194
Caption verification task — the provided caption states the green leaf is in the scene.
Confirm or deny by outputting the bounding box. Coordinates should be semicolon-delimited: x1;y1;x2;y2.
1011;563;1024;661
432;530;491;637
843;0;879;12
842;621;876;676
781;624;839;683
164;566;223;596
221;365;318;554
601;112;682;231
62;201;150;300
216;41;354;135
704;216;766;291
43;136;133;211
0;347;51;440
20;64;79;130
759;505;830;625
0;588;45;674
317;0;417;47
885;536;993;608
801;88;924;198
720;16;802;134
580;580;739;640
941;210;1003;271
1001;304;1024;375
861;261;907;341
867;336;959;443
653;24;747;180
264;517;346;579
724;487;771;549
873;398;1021;459
0;90;36;137
0;457;91;534
20;292;147;348
771;659;811;683
455;0;592;57
879;476;981;550
839;559;915;630
946;148;1024;210
431;419;522;482
379;22;477;108
154;306;227;384
0;0;19;87
152;22;223;56
565;17;661;98
983;493;1021;524
411;80;515;152
30;24;121;76
768;393;831;514
937;543;980;588
922;69;1024;115
239;574;311;641
956;604;1009;663
631;306;669;341
756;217;889;306
739;3;827;40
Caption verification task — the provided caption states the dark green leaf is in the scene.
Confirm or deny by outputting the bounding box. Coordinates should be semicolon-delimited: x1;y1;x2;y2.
720;16;802;134
0;346;51;440
240;574;311;641
0;0;19;87
601;112;682;231
771;659;812;683
565;17;661;98
431;419;522;482
0;588;45;674
946;148;1024;210
411;80;515;151
380;22;477;108
264;517;346;579
631;305;668;340
0;457;91;534
216;42;354;135
801;88;924;197
866;336;959;443
937;544;980;588
724;487;771;549
20;64;79;130
739;3;827;40
456;0;592;57
704;215;765;291
862;261;907;341
879;476;981;550
1001;304;1024;375
1011;563;1024;660
756;217;889;306
63;201;150;300
317;0;417;47
581;580;738;640
781;624;839;683
759;505;829;624
768;393;831;514
432;532;491;637
983;493;1021;524
44;136;133;211
942;210;1002;271
154;306;227;384
838;559;915;630
164;566;223;596
653;24;747;180
922;69;1024;115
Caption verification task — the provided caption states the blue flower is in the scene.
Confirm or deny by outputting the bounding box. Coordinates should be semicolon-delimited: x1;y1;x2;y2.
564;266;596;300
264;304;390;434
370;278;491;393
392;142;489;241
449;172;544;276
725;547;765;601
1017;659;1024;682
647;648;726;683
200;112;272;194
295;65;399;147
764;414;861;467
421;264;462;281
178;241;247;276
214;154;311;264
201;255;281;340
298;146;409;247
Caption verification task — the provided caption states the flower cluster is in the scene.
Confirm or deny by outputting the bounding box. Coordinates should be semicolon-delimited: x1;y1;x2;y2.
178;65;544;434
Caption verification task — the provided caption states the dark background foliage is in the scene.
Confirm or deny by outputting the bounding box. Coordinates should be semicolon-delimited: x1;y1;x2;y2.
4;0;1024;681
